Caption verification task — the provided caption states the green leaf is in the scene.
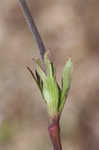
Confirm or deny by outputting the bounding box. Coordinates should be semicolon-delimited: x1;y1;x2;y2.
59;58;73;113
42;76;59;117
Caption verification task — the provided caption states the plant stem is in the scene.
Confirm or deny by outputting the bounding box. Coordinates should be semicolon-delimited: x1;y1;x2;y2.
18;0;46;70
18;1;62;149
48;117;62;150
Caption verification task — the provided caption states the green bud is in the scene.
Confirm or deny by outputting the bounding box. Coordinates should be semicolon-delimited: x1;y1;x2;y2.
36;54;59;117
28;53;73;118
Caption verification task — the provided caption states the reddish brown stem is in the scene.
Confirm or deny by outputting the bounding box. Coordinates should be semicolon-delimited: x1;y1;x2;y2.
48;117;62;150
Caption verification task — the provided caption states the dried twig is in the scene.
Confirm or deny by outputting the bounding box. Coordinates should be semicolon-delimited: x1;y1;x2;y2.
18;0;46;70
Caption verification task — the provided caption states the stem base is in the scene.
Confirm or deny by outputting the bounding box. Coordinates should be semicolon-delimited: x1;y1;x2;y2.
48;117;62;150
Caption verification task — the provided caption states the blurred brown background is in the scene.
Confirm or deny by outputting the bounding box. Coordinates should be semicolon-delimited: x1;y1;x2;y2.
0;0;99;150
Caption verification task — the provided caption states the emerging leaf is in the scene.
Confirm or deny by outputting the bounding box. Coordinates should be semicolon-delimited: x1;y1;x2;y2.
59;58;73;113
36;54;59;117
44;52;55;78
28;53;73;118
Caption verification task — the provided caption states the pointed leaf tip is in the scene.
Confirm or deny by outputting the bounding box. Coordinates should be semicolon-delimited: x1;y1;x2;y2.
44;51;54;77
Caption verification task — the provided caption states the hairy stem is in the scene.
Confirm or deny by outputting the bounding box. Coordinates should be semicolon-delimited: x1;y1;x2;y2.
48;117;62;150
18;0;46;70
